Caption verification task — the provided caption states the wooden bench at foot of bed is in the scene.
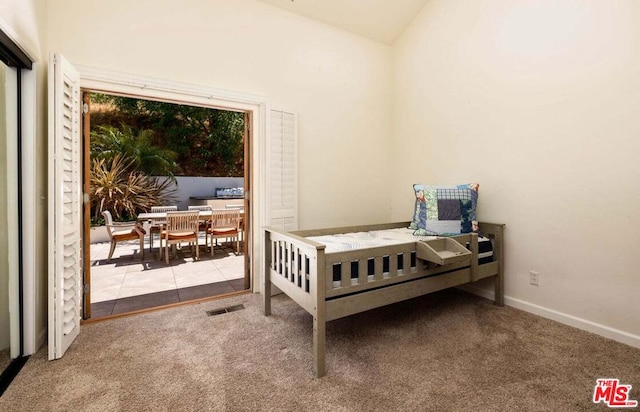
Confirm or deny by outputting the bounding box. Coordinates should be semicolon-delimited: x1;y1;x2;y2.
263;221;505;378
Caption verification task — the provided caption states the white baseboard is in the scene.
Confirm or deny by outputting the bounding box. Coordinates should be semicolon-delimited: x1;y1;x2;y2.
457;284;640;350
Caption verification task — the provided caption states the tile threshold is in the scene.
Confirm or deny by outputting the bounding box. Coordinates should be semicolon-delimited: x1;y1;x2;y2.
88;278;247;320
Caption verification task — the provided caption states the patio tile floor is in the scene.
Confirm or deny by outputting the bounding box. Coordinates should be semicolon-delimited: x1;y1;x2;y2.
90;235;246;316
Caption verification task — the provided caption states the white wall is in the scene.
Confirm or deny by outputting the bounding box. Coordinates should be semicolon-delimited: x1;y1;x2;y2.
46;0;394;230
392;0;640;341
0;0;44;58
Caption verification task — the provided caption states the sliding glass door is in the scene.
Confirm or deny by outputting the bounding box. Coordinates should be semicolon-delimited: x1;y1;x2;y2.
0;58;11;376
0;25;33;394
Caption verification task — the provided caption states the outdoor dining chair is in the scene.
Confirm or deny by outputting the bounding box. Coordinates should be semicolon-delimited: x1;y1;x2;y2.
160;210;200;264
188;205;214;248
207;209;242;256
149;205;178;253
102;210;146;261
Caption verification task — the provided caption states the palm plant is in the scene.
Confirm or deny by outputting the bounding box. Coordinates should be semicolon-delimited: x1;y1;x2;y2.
90;154;177;222
90;124;180;180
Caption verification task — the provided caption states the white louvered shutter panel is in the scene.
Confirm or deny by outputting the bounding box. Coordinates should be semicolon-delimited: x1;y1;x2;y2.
267;109;298;231
48;53;82;360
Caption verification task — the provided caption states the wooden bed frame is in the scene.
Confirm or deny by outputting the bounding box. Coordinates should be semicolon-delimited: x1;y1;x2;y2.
263;221;505;377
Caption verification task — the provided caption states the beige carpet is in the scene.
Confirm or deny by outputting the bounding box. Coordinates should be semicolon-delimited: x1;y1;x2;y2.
1;289;638;411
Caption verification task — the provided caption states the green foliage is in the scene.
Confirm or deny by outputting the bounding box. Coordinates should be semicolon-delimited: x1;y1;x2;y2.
90;154;177;222
89;93;245;177
88;93;244;222
90;124;180;180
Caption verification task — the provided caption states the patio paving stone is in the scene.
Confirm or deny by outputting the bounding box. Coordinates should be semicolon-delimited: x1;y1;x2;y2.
89;237;246;316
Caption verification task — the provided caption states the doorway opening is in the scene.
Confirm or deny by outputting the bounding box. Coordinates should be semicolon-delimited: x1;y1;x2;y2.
83;91;251;319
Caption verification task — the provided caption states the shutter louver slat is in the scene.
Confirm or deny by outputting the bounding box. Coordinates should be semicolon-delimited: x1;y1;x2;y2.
62;320;76;335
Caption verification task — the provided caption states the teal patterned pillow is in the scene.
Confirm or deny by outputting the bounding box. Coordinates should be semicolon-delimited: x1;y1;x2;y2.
409;183;479;236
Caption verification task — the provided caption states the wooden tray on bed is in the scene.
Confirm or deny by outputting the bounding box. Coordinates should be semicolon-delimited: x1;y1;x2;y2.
415;238;471;266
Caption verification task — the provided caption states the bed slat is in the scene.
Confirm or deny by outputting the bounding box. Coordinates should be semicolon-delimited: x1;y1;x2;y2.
358;259;368;285
340;263;350;288
374;257;383;281
388;254;397;277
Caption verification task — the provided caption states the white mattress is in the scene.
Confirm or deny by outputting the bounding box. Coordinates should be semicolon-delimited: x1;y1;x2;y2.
307;228;437;253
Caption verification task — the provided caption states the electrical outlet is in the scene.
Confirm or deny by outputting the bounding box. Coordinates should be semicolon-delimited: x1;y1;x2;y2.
529;271;539;286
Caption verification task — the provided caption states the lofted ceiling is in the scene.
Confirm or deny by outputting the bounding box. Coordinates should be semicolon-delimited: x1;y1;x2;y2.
255;0;430;45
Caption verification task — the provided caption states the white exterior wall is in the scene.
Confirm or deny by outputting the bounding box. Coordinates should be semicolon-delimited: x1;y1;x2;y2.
167;176;244;211
392;0;640;342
